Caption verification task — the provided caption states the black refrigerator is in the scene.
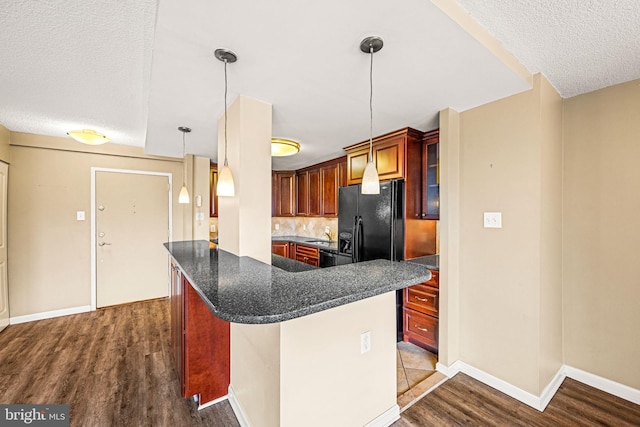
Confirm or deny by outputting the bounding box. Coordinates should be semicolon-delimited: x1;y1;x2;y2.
337;179;405;341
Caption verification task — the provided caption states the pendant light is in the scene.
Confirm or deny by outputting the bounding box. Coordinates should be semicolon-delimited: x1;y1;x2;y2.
178;126;191;204
360;36;382;195
215;48;237;197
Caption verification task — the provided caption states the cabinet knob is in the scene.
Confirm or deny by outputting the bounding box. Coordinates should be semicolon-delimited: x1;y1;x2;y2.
421;213;427;218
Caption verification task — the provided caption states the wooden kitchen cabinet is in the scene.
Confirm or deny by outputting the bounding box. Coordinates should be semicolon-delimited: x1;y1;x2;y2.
170;261;230;404
294;244;319;267
291;157;346;218
272;171;296;217
209;163;218;217
344;128;422;185
405;129;440;220
422;130;440;220
403;269;439;353
271;241;290;258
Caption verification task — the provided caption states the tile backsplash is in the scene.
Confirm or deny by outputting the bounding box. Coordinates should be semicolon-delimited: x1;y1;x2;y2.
272;217;338;240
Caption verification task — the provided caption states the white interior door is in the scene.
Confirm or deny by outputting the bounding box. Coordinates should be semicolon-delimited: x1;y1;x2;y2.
96;171;170;308
0;162;8;331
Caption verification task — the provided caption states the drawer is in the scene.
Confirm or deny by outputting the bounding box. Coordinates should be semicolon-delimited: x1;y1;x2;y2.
296;254;319;267
424;270;439;288
404;308;438;349
295;244;319;258
404;286;438;317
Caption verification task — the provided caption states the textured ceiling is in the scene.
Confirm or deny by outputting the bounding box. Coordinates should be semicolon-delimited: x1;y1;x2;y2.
456;0;640;98
1;1;639;170
0;0;156;147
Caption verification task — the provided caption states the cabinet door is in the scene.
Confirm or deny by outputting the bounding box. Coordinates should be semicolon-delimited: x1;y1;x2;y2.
308;169;321;216
210;165;218;217
338;159;348;188
320;164;339;217
170;262;184;391
183;277;230;403
346;134;405;185
296;171;309;216
273;172;295;217
272;241;290;257
422;130;439;219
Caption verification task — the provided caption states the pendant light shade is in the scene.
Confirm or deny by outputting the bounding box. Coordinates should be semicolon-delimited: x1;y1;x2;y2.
215;48;238;197
362;160;380;194
360;36;383;195
67;129;110;145
178;185;190;204
217;164;235;197
178;126;191;204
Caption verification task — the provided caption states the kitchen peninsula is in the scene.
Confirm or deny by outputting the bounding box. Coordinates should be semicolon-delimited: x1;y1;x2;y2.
165;240;432;426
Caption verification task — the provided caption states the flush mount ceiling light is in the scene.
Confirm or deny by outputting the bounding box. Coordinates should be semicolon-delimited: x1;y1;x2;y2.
215;48;237;198
178;126;191;204
271;138;301;157
67;129;110;145
360;36;383;195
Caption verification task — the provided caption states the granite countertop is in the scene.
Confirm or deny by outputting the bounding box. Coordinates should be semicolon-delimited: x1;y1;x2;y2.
407;254;439;271
272;235;338;252
165;240;431;324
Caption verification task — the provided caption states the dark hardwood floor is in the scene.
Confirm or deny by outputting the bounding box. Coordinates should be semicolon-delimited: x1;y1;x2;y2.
394;372;640;427
0;299;238;427
1;299;638;426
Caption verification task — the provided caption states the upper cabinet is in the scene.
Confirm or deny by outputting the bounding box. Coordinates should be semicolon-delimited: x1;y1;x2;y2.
296;157;346;217
210;164;218;217
272;157;346;218
343;128;422;185
421;130;440;220
272;171;296;217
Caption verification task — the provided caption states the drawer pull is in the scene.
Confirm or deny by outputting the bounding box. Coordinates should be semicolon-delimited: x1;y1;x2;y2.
414;296;429;302
415;325;428;332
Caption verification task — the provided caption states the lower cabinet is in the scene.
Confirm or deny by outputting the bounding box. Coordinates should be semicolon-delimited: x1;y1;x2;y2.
171;261;230;404
294;244;319;267
271;241;290;258
403;270;439;353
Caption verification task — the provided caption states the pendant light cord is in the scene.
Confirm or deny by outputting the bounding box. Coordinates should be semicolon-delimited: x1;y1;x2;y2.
223;59;229;167
369;45;374;162
182;131;187;185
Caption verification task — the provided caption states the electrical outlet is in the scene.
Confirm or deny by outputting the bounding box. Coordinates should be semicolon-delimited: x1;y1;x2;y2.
360;331;371;354
275;223;280;230
484;212;502;228
303;224;306;231
324;226;330;234
76;211;85;221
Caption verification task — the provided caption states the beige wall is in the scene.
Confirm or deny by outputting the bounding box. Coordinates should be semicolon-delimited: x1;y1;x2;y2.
453;74;563;395
8;132;186;317
563;79;640;389
0;125;10;164
280;292;396;427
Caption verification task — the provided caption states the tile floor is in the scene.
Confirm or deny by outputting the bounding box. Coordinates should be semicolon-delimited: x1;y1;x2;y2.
396;341;447;410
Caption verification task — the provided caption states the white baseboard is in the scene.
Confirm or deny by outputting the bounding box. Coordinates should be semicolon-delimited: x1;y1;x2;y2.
227;385;250;427
10;305;91;324
565;365;640;405
436;360;564;411
197;394;228;411
365;404;400;427
437;360;640;410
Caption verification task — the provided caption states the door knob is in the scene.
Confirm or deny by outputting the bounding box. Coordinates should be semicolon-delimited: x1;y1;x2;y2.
98;242;112;246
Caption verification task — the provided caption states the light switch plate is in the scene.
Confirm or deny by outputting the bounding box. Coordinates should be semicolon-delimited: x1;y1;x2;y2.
484;212;502;228
360;331;371;354
195;212;204;221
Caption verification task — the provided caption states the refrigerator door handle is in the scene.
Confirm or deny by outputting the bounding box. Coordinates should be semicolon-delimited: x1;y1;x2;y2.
355;215;363;263
351;215;358;263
